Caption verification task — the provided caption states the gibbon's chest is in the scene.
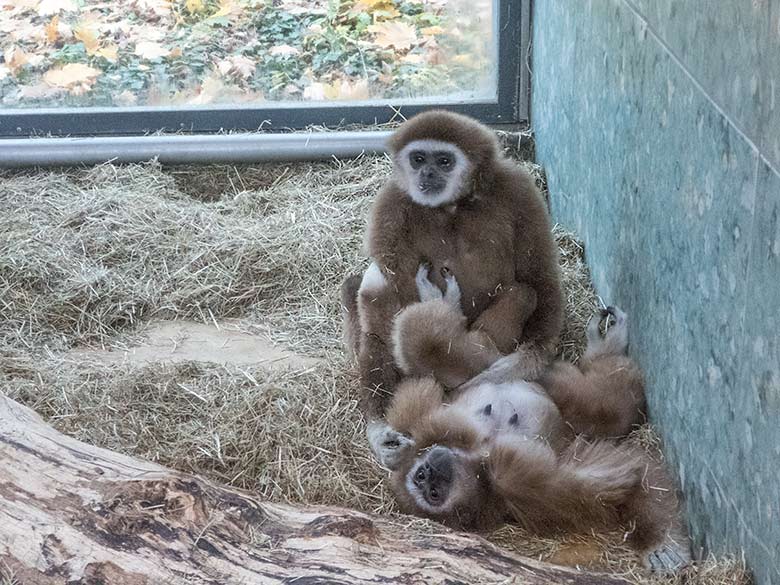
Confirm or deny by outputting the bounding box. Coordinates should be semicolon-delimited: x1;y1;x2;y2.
449;381;559;446
411;205;515;319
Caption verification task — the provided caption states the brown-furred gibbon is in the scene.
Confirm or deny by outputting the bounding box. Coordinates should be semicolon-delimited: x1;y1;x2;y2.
378;276;690;572
341;110;563;454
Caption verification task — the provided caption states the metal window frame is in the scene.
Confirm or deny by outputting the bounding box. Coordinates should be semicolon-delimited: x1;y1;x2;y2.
0;0;529;139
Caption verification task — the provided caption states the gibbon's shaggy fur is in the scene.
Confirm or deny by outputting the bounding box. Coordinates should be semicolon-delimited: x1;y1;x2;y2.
341;110;563;420
381;289;689;571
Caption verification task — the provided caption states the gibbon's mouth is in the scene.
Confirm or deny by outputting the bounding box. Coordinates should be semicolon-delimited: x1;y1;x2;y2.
418;181;445;194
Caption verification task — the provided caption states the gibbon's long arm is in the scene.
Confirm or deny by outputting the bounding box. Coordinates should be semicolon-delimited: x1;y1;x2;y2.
469;280;539;354
365;185;421;306
467;166;563;357
509;171;564;353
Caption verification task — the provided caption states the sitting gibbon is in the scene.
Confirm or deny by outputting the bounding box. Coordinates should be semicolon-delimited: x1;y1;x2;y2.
341;110;564;425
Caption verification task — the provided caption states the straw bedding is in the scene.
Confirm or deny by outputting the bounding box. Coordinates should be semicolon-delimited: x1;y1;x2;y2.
0;157;745;584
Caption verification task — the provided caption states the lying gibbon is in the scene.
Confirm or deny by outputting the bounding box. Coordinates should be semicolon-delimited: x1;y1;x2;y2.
377;269;690;572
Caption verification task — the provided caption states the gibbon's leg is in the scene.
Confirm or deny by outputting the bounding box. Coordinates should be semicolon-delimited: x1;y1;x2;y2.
366;377;448;469
356;262;417;465
622;450;692;572
357;262;403;421
340;274;363;365
489;437;643;536
540;307;646;438
470;281;539;354
392;266;502;388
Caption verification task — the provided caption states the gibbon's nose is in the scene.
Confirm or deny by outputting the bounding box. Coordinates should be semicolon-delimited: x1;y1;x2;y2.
421;167;436;180
426;447;454;482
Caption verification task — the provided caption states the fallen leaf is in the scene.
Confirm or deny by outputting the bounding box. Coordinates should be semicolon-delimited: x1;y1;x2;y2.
231;55;256;77
336;78;370;100
135;40;170;60
18;81;65;100
349;0;399;19
74;25;100;53
115;90;138;106
45;15;60;44
5;0;39;9
217;55;256;78
269;44;300;57
303;78;369;101
277;0;326;15
188;73;226;104
216;59;232;76
186;0;205;13
351;0;395;10
132;0;171;17
43;63;101;94
128;23;166;42
368;21;417;51
5;20;42;43
95;43;118;61
421;25;445;36
169;46;183;59
38;0;78;16
207;0;242;21
3;47;29;74
303;82;329;101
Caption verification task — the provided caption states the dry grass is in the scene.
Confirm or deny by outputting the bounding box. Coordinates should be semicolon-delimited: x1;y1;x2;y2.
0;158;745;584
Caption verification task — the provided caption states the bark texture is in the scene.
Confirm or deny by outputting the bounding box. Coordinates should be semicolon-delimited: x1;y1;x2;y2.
0;393;628;585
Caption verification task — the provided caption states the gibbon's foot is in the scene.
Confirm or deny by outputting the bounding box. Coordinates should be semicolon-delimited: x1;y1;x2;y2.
644;541;692;573
414;264;462;309
587;305;629;351
416;264;443;302
440;267;461;308
366;421;414;469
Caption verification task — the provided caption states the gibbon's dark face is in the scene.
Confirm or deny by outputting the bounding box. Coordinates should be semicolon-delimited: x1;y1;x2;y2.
397;139;472;207
408;148;456;195
408;446;454;509
400;445;484;518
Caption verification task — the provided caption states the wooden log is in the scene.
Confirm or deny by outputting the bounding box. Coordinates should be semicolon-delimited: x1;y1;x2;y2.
0;393;628;585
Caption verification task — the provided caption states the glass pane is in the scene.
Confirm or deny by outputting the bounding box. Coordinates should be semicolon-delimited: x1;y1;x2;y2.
0;0;496;109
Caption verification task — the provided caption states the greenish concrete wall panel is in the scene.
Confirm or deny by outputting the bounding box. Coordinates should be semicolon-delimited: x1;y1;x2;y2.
532;1;779;583
763;1;780;169
627;0;766;147
737;161;780;567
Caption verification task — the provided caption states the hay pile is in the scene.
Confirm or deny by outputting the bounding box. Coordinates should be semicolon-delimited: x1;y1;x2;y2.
0;159;744;583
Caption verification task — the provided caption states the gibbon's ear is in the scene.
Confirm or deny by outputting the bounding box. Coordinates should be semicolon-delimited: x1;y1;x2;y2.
386;377;445;437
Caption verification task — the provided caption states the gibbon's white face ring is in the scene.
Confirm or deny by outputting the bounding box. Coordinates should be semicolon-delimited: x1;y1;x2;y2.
397;140;472;208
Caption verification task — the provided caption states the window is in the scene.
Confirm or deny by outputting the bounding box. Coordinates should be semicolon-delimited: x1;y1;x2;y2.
0;0;529;137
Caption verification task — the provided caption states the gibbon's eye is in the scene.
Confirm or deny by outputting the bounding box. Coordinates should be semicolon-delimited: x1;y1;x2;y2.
437;156;452;168
415;468;426;482
410;152;426;165
429;488;439;501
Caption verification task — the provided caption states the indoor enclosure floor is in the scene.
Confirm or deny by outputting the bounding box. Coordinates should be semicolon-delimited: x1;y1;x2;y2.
0;157;746;585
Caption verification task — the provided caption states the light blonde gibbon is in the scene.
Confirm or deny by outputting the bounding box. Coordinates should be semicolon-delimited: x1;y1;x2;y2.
382;289;690;572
